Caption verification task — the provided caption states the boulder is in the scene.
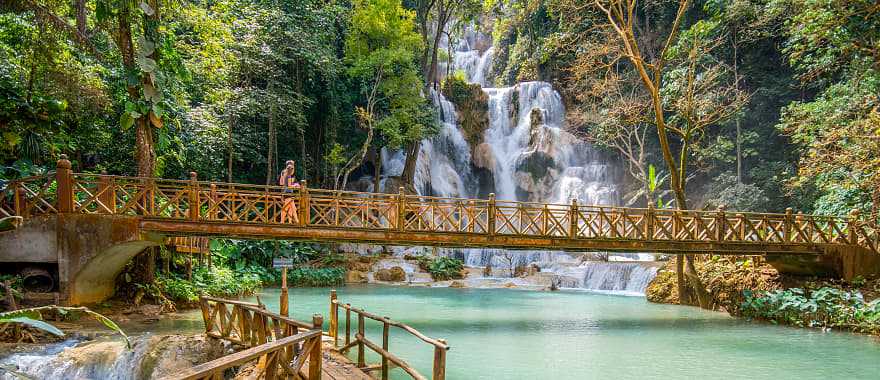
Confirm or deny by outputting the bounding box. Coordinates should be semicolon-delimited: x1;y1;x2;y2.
346;270;368;283
449;281;466;288
375;266;407;282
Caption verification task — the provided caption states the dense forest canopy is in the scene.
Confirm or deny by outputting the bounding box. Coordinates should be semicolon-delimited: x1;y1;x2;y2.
0;0;877;222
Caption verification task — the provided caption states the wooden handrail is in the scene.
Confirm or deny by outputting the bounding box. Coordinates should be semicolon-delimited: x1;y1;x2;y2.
161;329;321;380
333;301;448;349
7;170;876;255
195;296;324;380
329;291;448;380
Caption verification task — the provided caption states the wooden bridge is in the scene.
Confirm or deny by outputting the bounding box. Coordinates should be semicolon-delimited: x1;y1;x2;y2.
161;292;447;380
2;157;877;257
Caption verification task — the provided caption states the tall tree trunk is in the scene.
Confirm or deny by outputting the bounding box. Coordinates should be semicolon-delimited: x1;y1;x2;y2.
266;104;276;185
74;0;86;35
402;141;421;187
227;113;235;182
733;26;742;184
373;148;382;192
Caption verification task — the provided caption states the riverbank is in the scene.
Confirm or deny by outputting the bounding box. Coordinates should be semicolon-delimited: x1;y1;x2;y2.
646;256;880;335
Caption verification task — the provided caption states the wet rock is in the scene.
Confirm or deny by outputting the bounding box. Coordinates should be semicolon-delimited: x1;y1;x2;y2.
449;281;466;288
375;266;407;282
346;270;368;283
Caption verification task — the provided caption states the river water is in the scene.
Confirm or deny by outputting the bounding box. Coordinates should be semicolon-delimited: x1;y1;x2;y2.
4;285;879;379
253;286;880;380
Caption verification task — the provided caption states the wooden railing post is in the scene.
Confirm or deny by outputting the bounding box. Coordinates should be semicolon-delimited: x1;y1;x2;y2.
381;317;390;380
357;313;365;367
569;198;578;239
310;314;323;380
487;193;496;236
784;207;793;243
56;154;73;213
98;171;115;214
397;187;406;231
796;212;805;242
189;172;200;221
13;184;23;218
716;204;727;242
280;267;289;317
432;338;447;380
645;203;655;241
345;304;351;346
209;183;218;220
300;180;310;226
849;209;861;245
329;290;338;347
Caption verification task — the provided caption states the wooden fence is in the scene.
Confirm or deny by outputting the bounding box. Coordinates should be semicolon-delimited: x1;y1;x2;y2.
1;156;877;254
328;291;449;380
162;296;324;380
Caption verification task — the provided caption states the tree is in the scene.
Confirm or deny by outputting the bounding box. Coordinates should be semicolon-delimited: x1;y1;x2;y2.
772;0;880;225
589;0;747;308
337;0;434;190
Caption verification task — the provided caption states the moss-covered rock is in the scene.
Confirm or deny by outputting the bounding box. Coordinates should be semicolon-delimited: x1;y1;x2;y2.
441;74;489;148
375;266;407;282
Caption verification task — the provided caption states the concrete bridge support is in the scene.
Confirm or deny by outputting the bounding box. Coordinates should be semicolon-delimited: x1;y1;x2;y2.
766;244;880;281
0;214;156;305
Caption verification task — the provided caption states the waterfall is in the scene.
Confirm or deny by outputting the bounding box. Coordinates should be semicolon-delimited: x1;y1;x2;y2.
372;22;651;293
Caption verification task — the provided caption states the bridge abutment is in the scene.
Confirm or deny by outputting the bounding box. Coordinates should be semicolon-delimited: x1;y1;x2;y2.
766;244;880;281
0;214;155;305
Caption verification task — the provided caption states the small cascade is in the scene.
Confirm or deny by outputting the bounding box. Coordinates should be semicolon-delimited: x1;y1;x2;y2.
437;249;659;295
0;335;227;380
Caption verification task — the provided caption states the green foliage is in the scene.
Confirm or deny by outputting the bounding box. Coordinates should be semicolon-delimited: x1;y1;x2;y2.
741;287;880;334
0;306;129;347
287;267;345;287
415;256;464;281
157;266;262;303
345;0;436;149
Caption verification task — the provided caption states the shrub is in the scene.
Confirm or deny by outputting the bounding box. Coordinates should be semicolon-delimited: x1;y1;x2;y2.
157;266;262;303
741;287;880;334
414;256;464;281
287;267;345;287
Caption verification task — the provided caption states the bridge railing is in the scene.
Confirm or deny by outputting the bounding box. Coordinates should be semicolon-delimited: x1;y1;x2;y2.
328;291;448;380
2;155;877;253
187;296;324;380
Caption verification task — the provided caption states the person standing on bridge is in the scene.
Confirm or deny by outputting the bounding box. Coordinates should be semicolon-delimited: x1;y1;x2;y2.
279;160;300;224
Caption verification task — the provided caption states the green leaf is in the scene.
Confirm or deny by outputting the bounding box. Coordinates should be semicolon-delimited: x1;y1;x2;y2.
1;317;64;337
137;56;158;73
120;112;135;131
137;35;156;57
83;310;130;348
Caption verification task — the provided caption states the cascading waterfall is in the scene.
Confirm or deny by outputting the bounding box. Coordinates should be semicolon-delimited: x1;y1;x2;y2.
379;22;656;294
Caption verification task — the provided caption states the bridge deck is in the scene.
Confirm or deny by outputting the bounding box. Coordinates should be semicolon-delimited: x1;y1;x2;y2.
300;345;372;380
2;168;877;255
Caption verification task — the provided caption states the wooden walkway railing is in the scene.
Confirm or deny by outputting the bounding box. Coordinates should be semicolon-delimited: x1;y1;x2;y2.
2;156;877;254
168;296;325;380
328;291;448;380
